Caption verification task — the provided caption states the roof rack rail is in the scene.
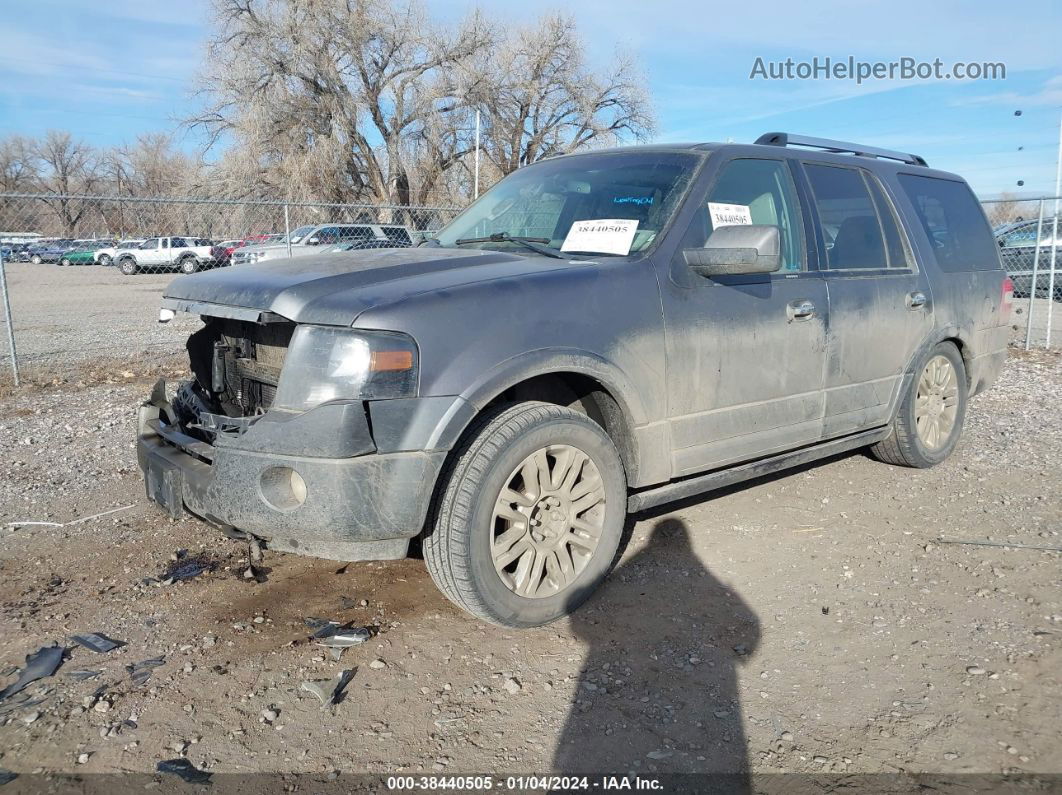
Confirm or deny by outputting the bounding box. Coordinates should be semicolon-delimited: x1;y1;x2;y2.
754;132;928;167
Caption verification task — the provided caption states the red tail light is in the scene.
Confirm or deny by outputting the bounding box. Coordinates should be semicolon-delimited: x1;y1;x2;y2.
1001;276;1014;322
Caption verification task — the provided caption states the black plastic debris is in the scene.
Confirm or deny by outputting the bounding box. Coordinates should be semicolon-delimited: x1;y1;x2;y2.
70;633;125;653
0;645;64;702
331;668;355;705
157;758;212;784
65;670;102;681
159;554;216;584
126;656;165;686
0;768;17;786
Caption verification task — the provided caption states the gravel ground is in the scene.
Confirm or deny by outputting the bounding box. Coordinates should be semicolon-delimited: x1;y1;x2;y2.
0;261;199;385
0;350;1059;783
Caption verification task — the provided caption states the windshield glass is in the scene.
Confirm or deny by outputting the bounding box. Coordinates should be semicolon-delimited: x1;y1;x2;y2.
284;225;315;244
436;151;701;256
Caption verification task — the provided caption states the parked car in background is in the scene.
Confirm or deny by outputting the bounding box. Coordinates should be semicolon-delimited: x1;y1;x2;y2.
142;133;1011;627
28;239;76;264
8;242;34;261
329;237;412;252
996;218;1062;299
95;239;145;267
232;224;413;265
59;240;116;266
209;240;243;267
116;237;216;275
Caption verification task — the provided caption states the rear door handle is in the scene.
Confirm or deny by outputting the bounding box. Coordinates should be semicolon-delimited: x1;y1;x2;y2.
907;291;927;309
787;299;816;322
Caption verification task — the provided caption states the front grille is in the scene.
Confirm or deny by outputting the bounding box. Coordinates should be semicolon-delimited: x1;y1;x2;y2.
213;320;294;416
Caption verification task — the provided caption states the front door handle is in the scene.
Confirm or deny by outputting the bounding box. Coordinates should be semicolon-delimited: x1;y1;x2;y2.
907;291;927;309
787;299;816;322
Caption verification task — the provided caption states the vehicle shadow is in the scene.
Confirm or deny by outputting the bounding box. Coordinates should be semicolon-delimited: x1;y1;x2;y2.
553;516;760;791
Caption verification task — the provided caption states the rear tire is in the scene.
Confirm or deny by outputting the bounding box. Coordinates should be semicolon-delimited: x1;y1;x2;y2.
870;341;967;468
423;401;627;627
118;258;138;276
30;254;41;264
59;257;70;266
98;254;112;267
179;256;199;274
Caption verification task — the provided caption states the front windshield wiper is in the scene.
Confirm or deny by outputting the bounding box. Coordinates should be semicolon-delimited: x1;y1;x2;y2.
454;232;565;259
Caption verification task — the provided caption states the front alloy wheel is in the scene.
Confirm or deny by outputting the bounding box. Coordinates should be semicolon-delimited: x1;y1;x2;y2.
490;444;606;599
424;401;626;627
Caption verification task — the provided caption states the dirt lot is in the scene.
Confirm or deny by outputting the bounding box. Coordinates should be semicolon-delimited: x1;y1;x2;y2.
0;345;1059;784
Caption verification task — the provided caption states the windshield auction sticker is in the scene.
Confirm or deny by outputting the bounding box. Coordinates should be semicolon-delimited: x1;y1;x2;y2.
707;202;753;227
561;219;640;255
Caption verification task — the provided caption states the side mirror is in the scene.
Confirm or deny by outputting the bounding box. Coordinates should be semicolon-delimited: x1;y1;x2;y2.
683;224;782;276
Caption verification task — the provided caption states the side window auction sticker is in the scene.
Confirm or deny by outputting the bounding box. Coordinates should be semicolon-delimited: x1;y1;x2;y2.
561;219;640;255
707;202;753;227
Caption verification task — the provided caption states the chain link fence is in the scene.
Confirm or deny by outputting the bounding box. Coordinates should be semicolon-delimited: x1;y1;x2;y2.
0;191;1059;389
979;196;1061;351
0;193;462;387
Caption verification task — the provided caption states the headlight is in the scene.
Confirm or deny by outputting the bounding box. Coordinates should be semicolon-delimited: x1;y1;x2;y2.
273;327;418;411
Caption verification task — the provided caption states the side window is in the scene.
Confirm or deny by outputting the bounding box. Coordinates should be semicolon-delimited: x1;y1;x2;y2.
1002;224;1042;248
682;158;804;272
865;176;912;268
337;226;372;242
382;227;412;245
896;174;998;272
313;227;338;245
170;237;187;248
141;238;159;249
804;164;886;270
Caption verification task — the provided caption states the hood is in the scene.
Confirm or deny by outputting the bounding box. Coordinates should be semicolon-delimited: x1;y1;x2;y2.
162;247;576;326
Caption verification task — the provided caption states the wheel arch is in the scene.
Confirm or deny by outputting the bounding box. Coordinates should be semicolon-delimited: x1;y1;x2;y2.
418;351;656;491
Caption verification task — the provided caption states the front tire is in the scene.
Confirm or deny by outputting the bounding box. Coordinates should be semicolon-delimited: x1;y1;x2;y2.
118;258;138;276
423;401;627;627
870;341;967;468
59;257;70;266
98;254;112;267
30;254;41;264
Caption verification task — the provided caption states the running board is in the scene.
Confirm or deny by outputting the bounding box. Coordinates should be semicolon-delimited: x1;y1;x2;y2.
627;427;890;513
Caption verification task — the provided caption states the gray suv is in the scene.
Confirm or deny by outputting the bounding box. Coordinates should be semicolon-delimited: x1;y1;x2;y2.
232;223;413;265
139;133;1012;627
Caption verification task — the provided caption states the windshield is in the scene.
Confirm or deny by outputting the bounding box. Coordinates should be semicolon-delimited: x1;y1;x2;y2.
436;151;700;256
283;225;315;245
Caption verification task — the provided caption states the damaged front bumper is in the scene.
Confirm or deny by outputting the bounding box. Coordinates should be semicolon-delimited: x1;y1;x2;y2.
136;380;446;561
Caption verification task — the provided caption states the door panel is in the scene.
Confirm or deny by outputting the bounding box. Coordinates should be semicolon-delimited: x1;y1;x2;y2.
662;157;828;476
799;162;933;437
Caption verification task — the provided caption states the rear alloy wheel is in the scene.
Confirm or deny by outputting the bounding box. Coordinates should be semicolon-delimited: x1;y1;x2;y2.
179;257;199;274
870;341;967;468
423;401;626;627
118;258;138;276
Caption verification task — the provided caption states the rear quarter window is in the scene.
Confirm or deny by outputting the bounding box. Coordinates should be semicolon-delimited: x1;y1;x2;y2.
897;174;999;272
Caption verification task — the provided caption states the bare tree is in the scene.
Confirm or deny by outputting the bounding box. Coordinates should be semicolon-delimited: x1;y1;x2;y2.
0;135;36;193
31;131;102;234
475;14;653;176
192;0;493;206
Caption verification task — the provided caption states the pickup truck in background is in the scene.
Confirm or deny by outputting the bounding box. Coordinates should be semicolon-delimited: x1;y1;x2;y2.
116;236;217;275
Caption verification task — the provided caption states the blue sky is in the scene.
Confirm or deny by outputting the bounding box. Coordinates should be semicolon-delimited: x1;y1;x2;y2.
2;0;1060;198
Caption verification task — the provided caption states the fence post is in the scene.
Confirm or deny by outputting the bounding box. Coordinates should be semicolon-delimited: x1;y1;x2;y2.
0;248;20;386
1025;199;1045;351
1046;203;1060;350
284;203;292;259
